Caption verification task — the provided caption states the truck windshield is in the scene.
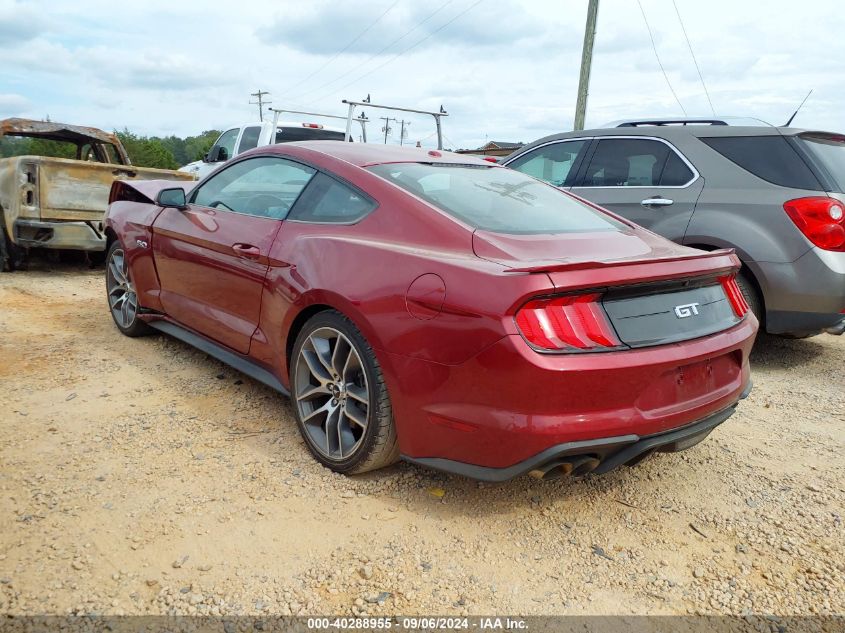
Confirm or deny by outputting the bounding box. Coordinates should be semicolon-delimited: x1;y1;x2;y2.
797;134;845;192
275;127;346;143
367;163;626;235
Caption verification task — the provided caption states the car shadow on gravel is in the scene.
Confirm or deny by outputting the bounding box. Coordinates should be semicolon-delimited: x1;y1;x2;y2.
750;332;830;368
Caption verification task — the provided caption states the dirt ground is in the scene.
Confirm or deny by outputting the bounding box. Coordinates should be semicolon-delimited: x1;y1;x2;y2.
1;262;843;617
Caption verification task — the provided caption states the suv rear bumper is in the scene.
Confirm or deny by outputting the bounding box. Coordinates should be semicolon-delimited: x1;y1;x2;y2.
757;247;845;335
14;219;106;252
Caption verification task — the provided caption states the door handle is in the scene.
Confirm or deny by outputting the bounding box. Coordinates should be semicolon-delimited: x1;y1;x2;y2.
641;197;674;207
232;243;260;259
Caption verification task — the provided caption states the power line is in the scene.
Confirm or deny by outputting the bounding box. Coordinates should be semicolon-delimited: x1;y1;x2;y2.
308;0;483;105
288;0;455;103
277;0;402;100
672;0;715;116
636;0;687;115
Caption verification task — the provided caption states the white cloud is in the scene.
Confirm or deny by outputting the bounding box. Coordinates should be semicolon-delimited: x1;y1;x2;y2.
0;93;30;116
1;0;843;148
0;0;49;47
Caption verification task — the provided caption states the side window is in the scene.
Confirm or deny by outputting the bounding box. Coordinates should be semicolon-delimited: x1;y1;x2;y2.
660;151;694;186
191;156;316;219
700;136;821;190
507;140;587;186
212;128;239;161
288;172;376;223
581;138;693;187
103;143;121;164
236;126;261;154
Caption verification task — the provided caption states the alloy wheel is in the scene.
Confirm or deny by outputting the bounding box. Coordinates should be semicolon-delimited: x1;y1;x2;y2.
107;247;138;329
293;327;370;461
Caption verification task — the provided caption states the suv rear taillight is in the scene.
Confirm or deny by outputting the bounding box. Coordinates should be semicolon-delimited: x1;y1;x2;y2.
515;293;622;352
719;275;750;318
783;197;845;251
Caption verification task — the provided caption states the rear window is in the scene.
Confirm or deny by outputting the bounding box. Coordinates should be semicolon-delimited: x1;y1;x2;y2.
275;127;346;143
367;163;626;235
795;134;845;193
700;136;821;190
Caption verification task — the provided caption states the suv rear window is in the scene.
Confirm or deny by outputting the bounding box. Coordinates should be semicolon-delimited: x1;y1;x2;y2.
700;136;821;190
367;163;625;235
795;134;845;193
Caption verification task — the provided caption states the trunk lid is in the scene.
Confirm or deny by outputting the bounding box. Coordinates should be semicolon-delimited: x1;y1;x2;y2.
473;229;744;347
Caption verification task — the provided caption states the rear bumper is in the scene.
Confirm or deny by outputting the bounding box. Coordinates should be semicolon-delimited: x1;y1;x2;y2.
385;315;757;474
757;248;845;335
404;383;751;482
13;218;105;251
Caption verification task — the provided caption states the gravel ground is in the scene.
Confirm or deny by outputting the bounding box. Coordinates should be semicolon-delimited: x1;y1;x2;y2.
1;263;843;617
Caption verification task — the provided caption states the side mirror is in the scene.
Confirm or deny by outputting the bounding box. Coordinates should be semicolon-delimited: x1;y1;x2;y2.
206;146;228;163
156;187;188;210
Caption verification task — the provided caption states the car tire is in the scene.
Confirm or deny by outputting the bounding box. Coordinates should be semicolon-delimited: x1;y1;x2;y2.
735;270;762;325
290;310;399;474
1;222;27;272
105;241;151;337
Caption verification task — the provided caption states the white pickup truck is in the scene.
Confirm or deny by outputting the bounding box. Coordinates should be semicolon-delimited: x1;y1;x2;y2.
179;112;368;181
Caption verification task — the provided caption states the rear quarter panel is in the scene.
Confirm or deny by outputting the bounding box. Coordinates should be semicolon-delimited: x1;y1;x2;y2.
681;138;814;264
245;164;554;388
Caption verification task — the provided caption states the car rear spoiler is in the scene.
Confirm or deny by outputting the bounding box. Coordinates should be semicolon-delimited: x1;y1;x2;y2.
503;249;740;274
505;249;742;292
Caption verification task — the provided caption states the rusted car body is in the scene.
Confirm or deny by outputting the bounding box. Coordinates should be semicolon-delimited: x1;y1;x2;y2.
0;118;194;269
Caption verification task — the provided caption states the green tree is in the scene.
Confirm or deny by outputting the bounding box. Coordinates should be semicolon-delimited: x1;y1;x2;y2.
184;130;221;162
0;136;76;159
159;135;188;165
115;130;178;170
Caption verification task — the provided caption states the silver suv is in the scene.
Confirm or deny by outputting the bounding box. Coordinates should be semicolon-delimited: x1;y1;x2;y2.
502;118;845;337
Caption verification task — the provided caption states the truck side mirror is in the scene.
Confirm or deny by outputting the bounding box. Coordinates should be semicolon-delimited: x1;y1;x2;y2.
156;188;188;210
206;146;228;163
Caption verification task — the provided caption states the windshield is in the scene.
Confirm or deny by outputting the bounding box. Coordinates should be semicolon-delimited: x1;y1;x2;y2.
797;134;845;192
366;163;625;235
275;127;346;143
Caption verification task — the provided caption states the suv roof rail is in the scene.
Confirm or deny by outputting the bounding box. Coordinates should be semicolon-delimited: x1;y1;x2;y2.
610;118;729;127
601;116;774;128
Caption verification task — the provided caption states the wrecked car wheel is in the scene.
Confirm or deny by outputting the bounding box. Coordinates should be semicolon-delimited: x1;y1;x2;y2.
106;241;150;337
1;223;27;272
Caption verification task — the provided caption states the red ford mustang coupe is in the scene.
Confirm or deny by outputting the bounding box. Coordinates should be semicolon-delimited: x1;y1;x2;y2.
103;142;757;481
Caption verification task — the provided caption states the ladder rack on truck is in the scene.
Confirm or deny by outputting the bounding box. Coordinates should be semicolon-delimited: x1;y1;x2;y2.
342;98;448;149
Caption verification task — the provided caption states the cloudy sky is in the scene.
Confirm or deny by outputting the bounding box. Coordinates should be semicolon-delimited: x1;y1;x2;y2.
1;0;843;151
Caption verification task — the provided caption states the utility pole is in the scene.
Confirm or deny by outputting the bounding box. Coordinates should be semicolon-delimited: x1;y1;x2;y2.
380;116;397;144
574;0;599;131
399;119;410;146
250;90;271;122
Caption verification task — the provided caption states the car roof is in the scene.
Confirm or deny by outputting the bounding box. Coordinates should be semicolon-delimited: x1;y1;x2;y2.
266;140;494;168
508;125;841;160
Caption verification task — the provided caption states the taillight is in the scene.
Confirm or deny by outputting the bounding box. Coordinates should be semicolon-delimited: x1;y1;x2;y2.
515;292;622;352
302;123;323;129
783;197;845;251
719;275;749;318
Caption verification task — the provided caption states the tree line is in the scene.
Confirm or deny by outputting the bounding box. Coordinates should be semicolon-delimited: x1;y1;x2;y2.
0;129;222;169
